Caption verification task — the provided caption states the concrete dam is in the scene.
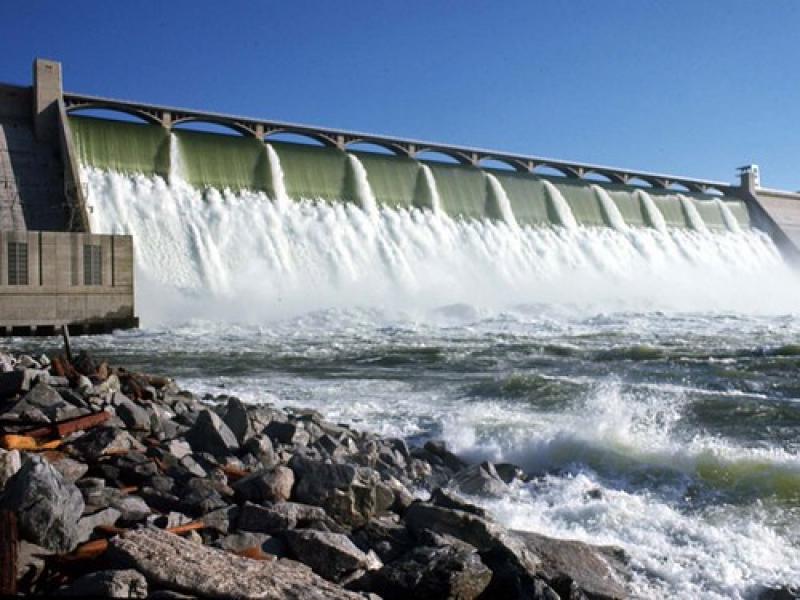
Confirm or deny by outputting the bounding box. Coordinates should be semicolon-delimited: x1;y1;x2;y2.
3;59;800;325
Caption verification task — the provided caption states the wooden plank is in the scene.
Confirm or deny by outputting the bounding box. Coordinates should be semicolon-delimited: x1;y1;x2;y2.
0;510;18;595
22;411;111;439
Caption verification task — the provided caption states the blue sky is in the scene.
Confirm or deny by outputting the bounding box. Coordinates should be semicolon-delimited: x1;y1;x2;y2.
2;1;798;189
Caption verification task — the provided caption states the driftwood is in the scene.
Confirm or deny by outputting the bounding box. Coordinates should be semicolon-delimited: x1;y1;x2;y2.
0;435;62;451
22;411;111;440
0;511;18;595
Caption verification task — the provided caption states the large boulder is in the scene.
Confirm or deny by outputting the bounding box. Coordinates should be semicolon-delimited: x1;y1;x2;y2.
0;455;85;552
285;528;380;582
219;396;254;444
185;409;239;461
0;448;22;488
237;501;332;534
233;466;295;504
5;382;88;422
290;457;395;526
364;544;492;600
107;528;365;599
447;462;509;498
514;530;630;600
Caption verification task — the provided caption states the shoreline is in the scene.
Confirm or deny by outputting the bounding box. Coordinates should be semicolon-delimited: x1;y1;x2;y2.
0;346;792;599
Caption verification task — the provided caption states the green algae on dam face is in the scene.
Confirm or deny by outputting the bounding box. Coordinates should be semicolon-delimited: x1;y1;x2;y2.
69;115;170;177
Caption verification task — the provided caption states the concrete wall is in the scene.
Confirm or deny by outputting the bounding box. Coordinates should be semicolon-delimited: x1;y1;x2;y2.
753;188;800;251
0;231;137;334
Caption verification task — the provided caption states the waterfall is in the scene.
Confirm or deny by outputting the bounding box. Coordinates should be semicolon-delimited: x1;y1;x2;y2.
420;165;443;214
636;190;668;233
486;173;518;227
347;154;379;215
592;185;627;231
717;199;742;233
543;181;578;229
266;144;290;206
679;195;709;233
168;133;186;182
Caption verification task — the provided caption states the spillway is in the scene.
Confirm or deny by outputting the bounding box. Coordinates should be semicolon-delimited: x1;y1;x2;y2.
68;116;799;323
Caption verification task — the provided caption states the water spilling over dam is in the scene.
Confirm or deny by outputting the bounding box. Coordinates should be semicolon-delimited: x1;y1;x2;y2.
68;116;800;323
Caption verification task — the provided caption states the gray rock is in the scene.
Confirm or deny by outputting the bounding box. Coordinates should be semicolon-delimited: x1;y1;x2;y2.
495;462;526;484
285;528;379;582
107;528;365;599
234;466;295;504
215;532;288;558
364;544;492;600
46;455;89;483
265;421;310;446
185;409;239;461
166;439;192;460
71;426;146;459
514;530;630;600
6;382;88;422
112;495;152;522
219;396;254;444
115;395;152;432
448;461;509;498
290;457;395;526
351;516;414;563
237;501;330;534
403;502;549;599
76;507;121;544
56;569;148;598
0;455;85;552
430;488;488;517
243;435;278;468
0;448;22;487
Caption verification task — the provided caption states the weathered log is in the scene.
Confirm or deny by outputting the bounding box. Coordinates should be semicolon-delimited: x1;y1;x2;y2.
23;411;111;440
0;435;62;451
0;510;18;595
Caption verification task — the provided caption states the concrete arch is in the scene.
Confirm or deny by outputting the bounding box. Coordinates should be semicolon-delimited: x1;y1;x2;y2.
264;129;337;147
344;139;408;157
533;163;580;178
171;116;254;137
415;147;472;165
65;103;162;126
478;156;527;172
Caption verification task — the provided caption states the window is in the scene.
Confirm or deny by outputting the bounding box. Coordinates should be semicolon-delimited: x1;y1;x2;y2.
83;244;102;286
7;241;28;285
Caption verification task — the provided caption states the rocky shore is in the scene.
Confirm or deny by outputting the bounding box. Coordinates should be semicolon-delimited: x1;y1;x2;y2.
0;345;636;599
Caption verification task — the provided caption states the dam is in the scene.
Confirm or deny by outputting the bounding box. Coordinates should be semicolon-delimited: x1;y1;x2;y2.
1;59;800;326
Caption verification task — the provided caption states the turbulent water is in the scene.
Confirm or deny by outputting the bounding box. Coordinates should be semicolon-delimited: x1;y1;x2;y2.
52;161;800;597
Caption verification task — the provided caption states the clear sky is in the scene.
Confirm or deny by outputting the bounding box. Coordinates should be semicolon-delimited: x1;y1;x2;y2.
2;1;798;189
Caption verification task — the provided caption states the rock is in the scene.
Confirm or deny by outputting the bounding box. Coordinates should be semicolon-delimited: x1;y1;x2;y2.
73;350;97;377
495;463;526;484
364;544;492;600
265;421;310;446
237;501;330;534
16;540;53;592
71;426;146;459
403;502;551;599
243;435;278;468
291;457;394;526
351;516;414;563
166;439;192;460
215;532;288;559
114;395;152;432
45;455;88;483
0;455;84;552
185;409;239;461
108;528;365;599
0;448;22;487
422;441;467;472
514;530;630;600
234;466;295;504
57;569;148;598
430;488;488;517
112;495;152;522
285;528;379;582
6;382;88;422
219;396;254;444
76;507;121;544
448;461;509;498
755;585;800;600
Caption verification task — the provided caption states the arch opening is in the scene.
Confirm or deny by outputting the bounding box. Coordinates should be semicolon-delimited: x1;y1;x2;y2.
626;176;655;188
582;171;615;183
415;150;465;165
265;131;330;147
346;141;400;156
479;158;518;171
171;119;249;136
534;164;573;178
66;106;157;125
